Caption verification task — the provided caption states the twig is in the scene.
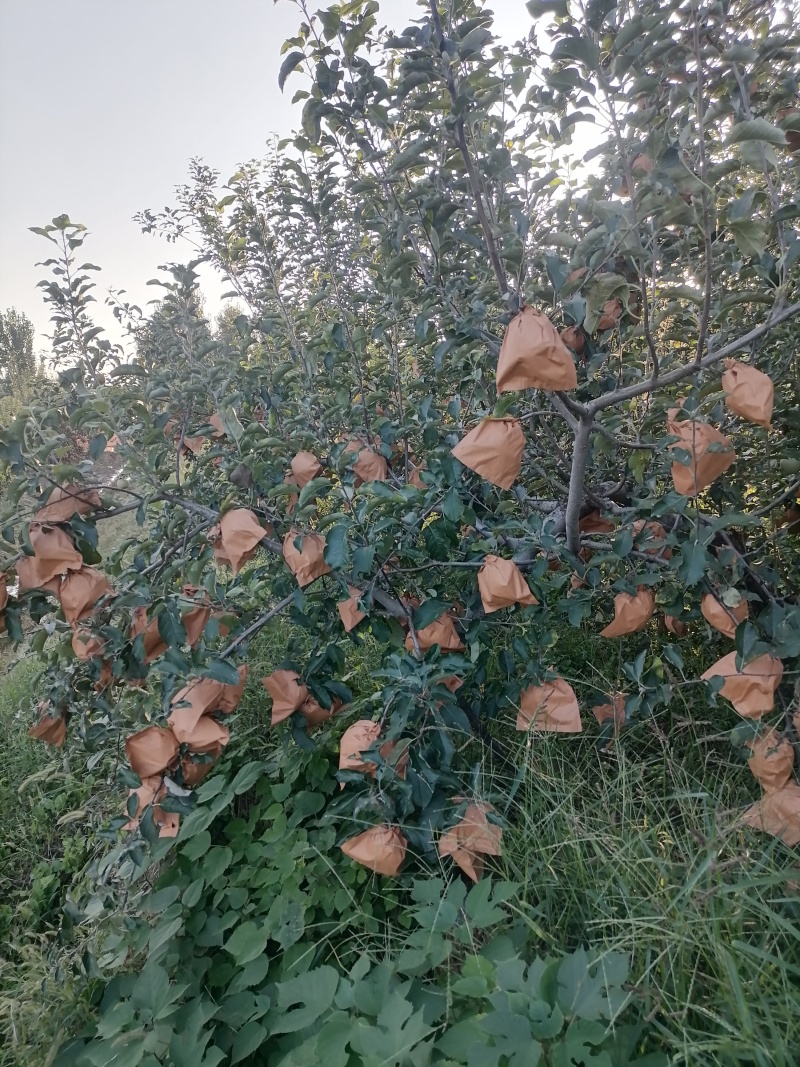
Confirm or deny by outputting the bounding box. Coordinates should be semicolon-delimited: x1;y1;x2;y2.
219;593;295;658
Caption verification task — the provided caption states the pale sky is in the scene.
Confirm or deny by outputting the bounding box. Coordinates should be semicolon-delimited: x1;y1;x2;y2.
0;0;519;350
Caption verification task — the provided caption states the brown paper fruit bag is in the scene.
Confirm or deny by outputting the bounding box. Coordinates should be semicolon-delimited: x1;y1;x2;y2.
438;801;502;882
496;306;577;392
478;555;538;613
560;326;585;354
123;776;179;837
208;413;225;438
668;416;735;496
125;725;180;778
28;523;83;583
741;783;800;847
168;678;226;737
218;665;248;713
282;530;331;587
300;696;345;730
180;585;211;647
700;592;748;639
451;417;525;490
664;614;688;637
34;484;102;523
340;824;407;876
405;612;464;652
262;669;309;725
517;678;581;732
175;715;230;753
722;359;774;428
180;753;220;787
131;606;168;663
291;450;323;487
72;628;105;661
579;510;615;534
352;446;388;484
632;519;670;557
600;588;655;637
15;556;61;595
592;692;626;734
746;729;794;793
58;567;113;625
28;710;67;747
408;462;427;490
339;720;382;775
211;509;265;575
338;585;366;631
701;652;784;717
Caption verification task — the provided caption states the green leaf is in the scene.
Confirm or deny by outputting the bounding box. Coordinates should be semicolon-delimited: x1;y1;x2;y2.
231;1021;267;1063
158;607;187;649
729;219;768;258
414;599;451;631
674;540;709;586
225;921;269;967
278;51;304;91
727;117;788;146
324;523;350;569
557;948;629;1021
272;965;339;1034
441;487;463;523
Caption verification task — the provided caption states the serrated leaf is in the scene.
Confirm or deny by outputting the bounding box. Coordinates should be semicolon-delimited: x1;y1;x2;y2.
727;117;787;146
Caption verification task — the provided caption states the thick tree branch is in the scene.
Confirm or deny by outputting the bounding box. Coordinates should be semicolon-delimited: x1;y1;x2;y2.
565;415;594;554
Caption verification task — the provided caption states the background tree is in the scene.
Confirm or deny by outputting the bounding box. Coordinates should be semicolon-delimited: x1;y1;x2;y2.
0;308;37;395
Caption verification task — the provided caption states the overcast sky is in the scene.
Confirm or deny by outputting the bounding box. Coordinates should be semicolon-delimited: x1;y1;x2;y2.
0;0;518;349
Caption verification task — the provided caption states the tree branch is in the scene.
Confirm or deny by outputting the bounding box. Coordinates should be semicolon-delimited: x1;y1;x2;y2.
565;415;594;553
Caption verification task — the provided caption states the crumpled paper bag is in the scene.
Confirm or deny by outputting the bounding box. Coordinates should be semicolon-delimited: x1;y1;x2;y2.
180;585;211;647
664;614;688;637
592;692;626;734
173;715;230;753
600;588;655;637
122;775;179;837
667;413;736;496
340;824;407;875
72;628;105;661
408;462;427;489
34;484;101;523
338;585;366;631
632;519;670;557
218;665;248;713
452;417;525;490
722;359;773;428
131;606;168;663
262;669;309;725
741;783;800;847
209;509;265;575
478;555;538;613
125;725;180;778
701;651;784;717
15;555;61;595
438;801;502;882
700;593;748;639
58;567;113;625
300;696;345;730
339;720;382;775
746;728;794;793
352;446;388;484
561;326;584;354
283;530;331;587
208;413;225;438
597;298;622;331
168;678;226;737
579;510;615;534
496;306;577;392
180;753;219;787
405;612;464;652
28;709;67;747
28;523;83;583
517;678;582;732
291;450;323;487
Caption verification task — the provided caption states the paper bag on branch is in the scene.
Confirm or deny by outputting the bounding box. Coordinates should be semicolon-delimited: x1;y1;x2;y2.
478;555;538;613
28;710;67;747
58;567;113;625
592;692;626;734
123;775;167;831
180;585;212;647
561;326;585;354
451;417;525;490
291;450;323;487
168;678;226;738
579;510;615;535
701;652;784;717
218;665;248;713
441;676;463;694
339;720;382;775
300;696;345;730
338;585;366;631
438;801;502;882
15;555;62;595
180;753;219;787
28;523;83;583
262;669;309;725
405;612;464;652
633;519;670;557
517;678;581;733
722;359;773;428
34;484;102;523
600;588;655;637
208;413;225;438
176;715;230;753
741;783;800;847
701;593;748;639
352;446;388;484
283;530;331;587
72;628;105;661
668;415;735;496
341;824;407;876
746;729;794;793
496;306;577;392
125;725;179;779
131;606;168;663
408;462;427;490
283;473;300;516
664;614;688;637
210;509;265;575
